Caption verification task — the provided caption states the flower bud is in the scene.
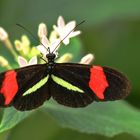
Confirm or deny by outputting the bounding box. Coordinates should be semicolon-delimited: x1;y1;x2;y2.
57;53;73;63
14;40;22;51
80;53;94;64
38;23;47;38
0;56;8;67
0;27;8;41
22;35;30;47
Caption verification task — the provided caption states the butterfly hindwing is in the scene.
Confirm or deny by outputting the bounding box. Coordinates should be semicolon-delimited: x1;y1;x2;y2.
50;63;130;107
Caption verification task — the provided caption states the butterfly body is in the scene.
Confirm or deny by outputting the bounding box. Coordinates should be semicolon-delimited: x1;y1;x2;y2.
46;53;56;72
0;53;131;111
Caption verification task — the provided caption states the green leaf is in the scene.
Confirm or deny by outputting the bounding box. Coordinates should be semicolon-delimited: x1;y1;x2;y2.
42;101;140;138
0;107;31;133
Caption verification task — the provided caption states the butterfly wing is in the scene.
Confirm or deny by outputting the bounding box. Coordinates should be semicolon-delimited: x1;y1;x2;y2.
50;63;95;107
0;64;51;111
50;63;130;107
103;66;131;101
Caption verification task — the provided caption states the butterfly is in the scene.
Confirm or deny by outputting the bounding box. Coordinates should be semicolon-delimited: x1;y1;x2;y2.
0;52;131;111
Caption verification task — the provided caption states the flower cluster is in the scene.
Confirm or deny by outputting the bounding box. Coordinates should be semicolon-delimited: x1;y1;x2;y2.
0;16;94;70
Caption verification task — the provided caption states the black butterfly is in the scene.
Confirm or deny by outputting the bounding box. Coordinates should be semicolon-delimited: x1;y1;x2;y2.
0;52;131;111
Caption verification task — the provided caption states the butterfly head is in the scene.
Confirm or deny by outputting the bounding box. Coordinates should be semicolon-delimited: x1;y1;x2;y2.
46;53;56;62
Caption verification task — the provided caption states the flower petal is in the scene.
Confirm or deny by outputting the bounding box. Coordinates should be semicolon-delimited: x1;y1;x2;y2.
57;16;65;28
49;39;61;53
41;36;50;47
29;56;37;65
65;21;76;33
49;30;58;44
63;38;70;45
53;25;61;34
69;31;81;38
18;56;28;67
37;45;47;56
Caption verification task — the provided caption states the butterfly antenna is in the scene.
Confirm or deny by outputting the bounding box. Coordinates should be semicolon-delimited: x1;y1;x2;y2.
16;23;47;50
52;20;85;53
40;53;48;62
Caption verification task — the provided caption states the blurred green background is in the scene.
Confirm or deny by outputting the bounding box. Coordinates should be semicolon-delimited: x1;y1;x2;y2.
0;0;140;140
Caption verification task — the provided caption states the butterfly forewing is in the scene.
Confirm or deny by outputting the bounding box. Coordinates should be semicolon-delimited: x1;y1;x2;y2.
103;66;131;101
50;63;96;107
0;72;7;107
0;64;51;111
13;64;51;111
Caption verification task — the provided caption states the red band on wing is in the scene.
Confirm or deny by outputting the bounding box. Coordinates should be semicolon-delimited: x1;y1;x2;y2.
89;66;109;99
0;71;18;105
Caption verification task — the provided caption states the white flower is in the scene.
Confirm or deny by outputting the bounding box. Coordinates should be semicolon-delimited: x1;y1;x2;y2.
53;16;81;45
79;53;94;64
37;36;60;57
18;56;37;67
